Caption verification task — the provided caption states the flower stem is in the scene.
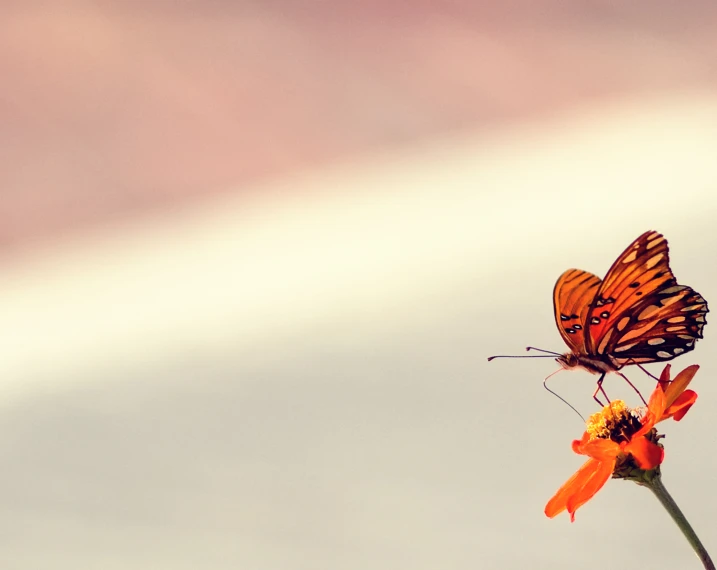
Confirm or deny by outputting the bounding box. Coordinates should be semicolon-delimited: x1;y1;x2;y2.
643;474;714;570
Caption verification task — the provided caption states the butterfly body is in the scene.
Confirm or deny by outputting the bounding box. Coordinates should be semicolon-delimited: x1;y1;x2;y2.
553;231;707;373
556;352;618;375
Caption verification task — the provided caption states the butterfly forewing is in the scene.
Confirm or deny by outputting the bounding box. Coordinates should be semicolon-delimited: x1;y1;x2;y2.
584;231;708;363
553;269;601;355
596;231;673;300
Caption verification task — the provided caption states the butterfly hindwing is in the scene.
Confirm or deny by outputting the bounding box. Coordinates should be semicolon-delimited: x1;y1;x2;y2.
553;269;601;355
605;286;707;364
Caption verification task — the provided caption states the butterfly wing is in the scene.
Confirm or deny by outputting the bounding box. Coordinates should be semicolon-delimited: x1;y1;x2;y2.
553;269;602;355
585;230;708;362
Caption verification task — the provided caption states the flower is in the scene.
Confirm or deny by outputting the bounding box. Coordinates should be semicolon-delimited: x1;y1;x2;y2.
545;364;699;522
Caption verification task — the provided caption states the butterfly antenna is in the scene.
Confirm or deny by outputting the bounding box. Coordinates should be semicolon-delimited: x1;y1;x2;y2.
543;368;585;422
487;354;557;361
525;346;562;357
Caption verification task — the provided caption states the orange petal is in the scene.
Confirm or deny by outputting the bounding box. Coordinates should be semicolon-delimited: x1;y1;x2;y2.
571;432;591;454
646;384;667;425
664;365;699;409
633;409;657;439
545;458;612;520
657;364;672;392
663;390;698;422
580;438;620;461
625;436;664;469
565;458;615;521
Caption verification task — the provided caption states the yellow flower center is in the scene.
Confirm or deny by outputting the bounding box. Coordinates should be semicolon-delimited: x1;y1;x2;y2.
586;400;644;443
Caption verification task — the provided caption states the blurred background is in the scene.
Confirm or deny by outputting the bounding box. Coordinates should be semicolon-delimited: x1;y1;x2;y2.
2;1;717;568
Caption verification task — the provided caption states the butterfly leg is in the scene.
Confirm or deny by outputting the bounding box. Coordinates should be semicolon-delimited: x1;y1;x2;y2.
615;371;647;406
592;372;609;407
633;362;660;382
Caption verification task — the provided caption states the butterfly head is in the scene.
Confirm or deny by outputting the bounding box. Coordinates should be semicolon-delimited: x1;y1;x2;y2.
556;352;580;370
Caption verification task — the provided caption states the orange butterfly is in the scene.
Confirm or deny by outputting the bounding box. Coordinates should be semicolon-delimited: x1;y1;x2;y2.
553;231;706;376
490;231;708;401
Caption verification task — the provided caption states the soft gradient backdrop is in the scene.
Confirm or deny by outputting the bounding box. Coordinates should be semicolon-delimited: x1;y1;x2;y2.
2;2;717;569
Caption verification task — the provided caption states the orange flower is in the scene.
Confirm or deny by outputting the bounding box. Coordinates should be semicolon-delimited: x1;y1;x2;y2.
545;364;699;522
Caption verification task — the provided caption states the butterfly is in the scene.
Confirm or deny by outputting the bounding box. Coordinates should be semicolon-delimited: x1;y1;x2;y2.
489;231;708;404
553;230;707;381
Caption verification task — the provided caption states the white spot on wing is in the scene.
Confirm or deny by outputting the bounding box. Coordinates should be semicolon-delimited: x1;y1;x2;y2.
661;285;686;294
619;319;661;342
656;351;671;358
597;328;613;354
646;236;665;250
645;253;664;269
614;342;638;353
661;292;689;308
638;305;660;320
648;338;665;345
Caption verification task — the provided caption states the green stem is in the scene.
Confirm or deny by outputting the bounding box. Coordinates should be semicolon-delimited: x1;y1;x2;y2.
643;474;714;570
